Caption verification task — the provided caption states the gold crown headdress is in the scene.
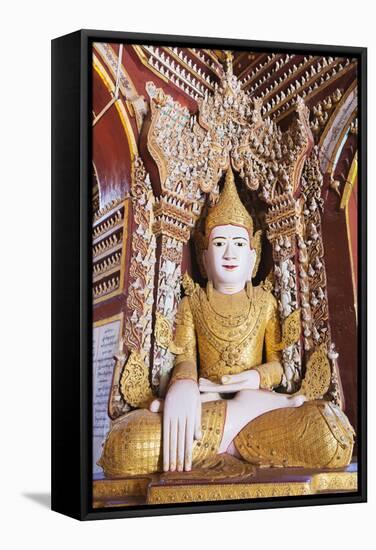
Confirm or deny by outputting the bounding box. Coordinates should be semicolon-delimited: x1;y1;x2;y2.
196;167;262;278
205;166;254;245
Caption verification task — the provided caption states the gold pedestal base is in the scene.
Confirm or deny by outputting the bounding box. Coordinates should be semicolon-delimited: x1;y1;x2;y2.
93;455;357;508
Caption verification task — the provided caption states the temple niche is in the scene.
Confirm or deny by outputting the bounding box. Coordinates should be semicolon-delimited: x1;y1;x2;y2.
92;43;358;504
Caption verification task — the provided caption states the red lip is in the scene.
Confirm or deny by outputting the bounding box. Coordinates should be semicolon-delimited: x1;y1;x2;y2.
222;265;238;270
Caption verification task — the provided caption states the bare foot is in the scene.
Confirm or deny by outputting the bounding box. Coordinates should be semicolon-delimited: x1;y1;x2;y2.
200;391;222;403
287;394;307;407
149;398;164;413
218;389;307;453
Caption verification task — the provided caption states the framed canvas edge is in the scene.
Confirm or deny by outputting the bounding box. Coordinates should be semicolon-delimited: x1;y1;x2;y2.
52;29;367;521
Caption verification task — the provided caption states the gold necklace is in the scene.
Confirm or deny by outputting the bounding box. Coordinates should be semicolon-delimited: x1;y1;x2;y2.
207;287;252;323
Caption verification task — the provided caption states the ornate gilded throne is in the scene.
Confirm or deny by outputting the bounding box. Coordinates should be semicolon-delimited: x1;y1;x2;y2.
92;48;358;506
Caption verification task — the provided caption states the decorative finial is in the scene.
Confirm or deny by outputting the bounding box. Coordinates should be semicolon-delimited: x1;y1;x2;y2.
225;51;234;76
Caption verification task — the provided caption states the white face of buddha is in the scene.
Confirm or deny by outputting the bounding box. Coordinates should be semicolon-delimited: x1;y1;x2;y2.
203;224;256;294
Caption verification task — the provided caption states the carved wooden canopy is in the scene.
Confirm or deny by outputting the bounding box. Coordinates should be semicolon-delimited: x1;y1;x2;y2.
146;54;313;214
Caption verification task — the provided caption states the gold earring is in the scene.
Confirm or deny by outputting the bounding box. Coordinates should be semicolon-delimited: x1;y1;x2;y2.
206;280;213;300
251;229;262;277
246;281;253;299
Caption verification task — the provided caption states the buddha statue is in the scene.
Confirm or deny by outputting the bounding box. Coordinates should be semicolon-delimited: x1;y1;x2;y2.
99;168;355;479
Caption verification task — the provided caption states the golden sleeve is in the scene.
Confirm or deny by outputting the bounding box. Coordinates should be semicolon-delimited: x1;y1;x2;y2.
168;296;197;385
255;294;283;390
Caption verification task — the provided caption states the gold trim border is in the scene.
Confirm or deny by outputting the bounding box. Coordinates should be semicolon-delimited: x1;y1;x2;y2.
343;154;358;321
325;110;357;177
92;54;138;158
92;470;357;506
311;472;358;493
93;477;151;500
147;472;357;504
93;312;124;332
319;80;357;149
92;53;137;306
147;482;311;504
341;153;358;210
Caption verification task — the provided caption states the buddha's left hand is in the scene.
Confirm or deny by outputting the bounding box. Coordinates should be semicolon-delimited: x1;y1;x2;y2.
199;370;260;393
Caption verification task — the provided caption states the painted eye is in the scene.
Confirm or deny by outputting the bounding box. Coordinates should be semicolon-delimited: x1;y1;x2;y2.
235;242;246;247
214;241;225;247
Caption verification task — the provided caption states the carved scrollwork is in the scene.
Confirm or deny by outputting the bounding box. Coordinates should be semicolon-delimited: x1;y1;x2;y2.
296;344;331;401
111;156;157;412
182;272;196;296
119;352;153;408
144;57;341;406
251;230;262;277
146;56;312;215
154;312;173;349
152;243;183;392
123;156;156;364
300;149;342;406
275;308;302;351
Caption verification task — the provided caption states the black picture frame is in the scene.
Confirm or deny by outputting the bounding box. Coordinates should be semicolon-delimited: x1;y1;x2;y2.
51;29;367;520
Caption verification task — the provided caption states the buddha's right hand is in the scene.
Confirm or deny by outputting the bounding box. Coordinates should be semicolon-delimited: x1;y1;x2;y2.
162;379;202;472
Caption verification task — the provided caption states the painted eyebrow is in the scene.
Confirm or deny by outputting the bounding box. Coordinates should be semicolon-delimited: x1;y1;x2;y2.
211;236;248;241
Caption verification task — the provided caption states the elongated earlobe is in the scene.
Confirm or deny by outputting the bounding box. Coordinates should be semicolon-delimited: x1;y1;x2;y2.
246;281;253;299
252;230;262;277
248;249;256;281
202;250;209;279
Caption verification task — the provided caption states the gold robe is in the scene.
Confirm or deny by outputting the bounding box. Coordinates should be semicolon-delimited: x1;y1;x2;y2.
99;284;355;477
169;283;283;389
